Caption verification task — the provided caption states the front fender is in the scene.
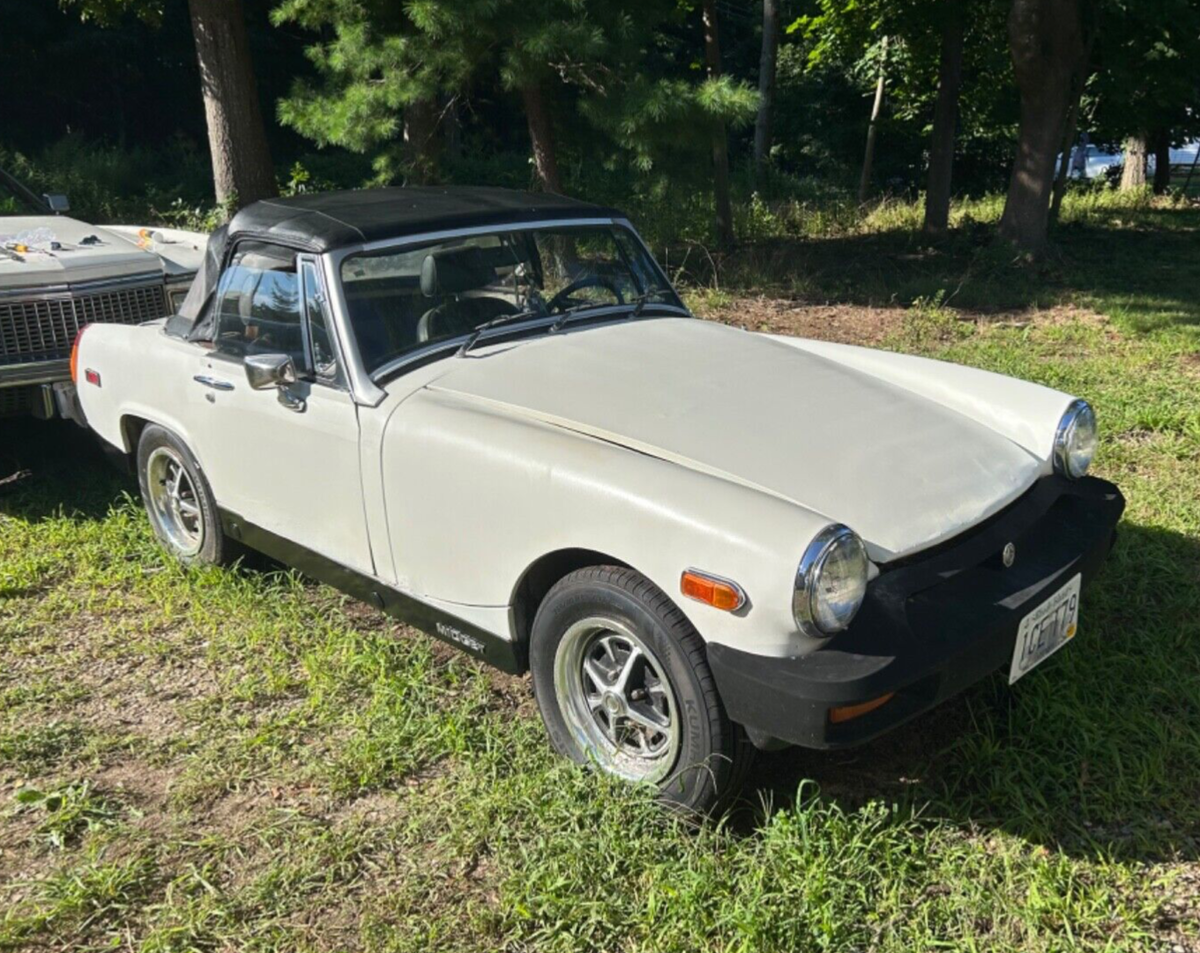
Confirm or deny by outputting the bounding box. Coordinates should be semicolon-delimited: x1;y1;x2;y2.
381;388;831;657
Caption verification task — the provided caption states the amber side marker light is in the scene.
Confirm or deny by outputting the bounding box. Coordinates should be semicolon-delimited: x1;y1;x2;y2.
680;570;746;612
69;326;88;384
829;692;895;725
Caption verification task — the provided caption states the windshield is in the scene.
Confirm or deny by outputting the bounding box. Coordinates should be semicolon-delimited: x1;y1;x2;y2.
339;224;681;374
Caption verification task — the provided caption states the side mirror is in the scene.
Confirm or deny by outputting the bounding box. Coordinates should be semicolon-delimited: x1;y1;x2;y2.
244;353;304;411
244;353;296;390
43;193;70;213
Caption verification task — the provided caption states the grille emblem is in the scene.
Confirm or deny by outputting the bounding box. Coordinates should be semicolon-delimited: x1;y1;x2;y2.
1002;542;1017;568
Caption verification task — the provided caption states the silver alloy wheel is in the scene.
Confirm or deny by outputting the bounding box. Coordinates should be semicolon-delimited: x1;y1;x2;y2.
145;446;204;557
553;616;681;783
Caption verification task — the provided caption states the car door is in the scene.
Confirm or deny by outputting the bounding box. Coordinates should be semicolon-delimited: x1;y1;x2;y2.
189;242;375;576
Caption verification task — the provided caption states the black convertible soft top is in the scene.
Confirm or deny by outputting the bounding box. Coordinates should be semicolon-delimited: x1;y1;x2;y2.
173;186;626;339
226;186;623;254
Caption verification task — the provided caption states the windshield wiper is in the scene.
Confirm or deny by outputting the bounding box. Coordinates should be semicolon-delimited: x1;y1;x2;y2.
457;307;546;356
549;291;665;334
459;291;673;355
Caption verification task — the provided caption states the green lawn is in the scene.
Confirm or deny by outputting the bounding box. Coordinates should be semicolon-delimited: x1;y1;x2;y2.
2;201;1199;952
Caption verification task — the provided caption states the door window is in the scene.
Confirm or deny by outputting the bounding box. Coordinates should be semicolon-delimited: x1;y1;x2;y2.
213;244;306;367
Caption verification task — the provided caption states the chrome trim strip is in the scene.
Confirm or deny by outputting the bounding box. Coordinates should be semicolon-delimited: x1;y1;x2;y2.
0;359;69;387
347;217;618;256
0;272;166;301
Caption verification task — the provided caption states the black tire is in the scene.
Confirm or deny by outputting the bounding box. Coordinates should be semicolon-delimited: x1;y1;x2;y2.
530;565;754;814
136;424;237;567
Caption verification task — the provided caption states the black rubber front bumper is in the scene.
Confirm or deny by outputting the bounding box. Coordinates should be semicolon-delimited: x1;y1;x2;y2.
707;476;1125;750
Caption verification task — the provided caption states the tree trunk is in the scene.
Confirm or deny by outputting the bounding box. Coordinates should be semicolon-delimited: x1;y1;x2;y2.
858;36;888;203
403;99;439;184
1152;129;1171;194
753;0;780;193
1049;29;1092;225
702;0;735;250
521;83;562;194
997;0;1085;253
922;4;965;239
1120;134;1148;190
187;0;277;209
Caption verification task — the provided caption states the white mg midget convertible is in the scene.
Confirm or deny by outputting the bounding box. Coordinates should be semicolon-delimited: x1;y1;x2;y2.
72;187;1124;812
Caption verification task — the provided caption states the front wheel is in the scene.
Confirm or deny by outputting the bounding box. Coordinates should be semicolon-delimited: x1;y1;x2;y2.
136;424;236;567
530;566;753;814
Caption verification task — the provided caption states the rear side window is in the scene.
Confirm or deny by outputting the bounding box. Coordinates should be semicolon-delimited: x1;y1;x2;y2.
213;244;306;367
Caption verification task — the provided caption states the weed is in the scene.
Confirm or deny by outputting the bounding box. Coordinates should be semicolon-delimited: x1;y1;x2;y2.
14;781;125;850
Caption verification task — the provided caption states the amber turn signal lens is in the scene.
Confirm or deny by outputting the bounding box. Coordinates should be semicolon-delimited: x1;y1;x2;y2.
69;324;91;385
829;692;895;725
680;570;746;612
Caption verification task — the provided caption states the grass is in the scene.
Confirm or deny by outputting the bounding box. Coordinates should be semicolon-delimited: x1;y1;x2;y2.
2;200;1199;951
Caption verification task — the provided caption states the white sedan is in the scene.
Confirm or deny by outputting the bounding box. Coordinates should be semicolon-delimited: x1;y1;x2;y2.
1;166;205;419
71;187;1125;812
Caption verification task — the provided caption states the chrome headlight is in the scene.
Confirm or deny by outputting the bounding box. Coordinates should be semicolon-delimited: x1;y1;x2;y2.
794;525;869;638
1053;399;1098;479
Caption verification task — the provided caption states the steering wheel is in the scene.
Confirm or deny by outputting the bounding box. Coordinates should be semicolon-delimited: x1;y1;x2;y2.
546;275;625;313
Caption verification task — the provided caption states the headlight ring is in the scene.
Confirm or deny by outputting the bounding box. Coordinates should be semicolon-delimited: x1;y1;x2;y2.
1053;399;1098;479
793;524;869;638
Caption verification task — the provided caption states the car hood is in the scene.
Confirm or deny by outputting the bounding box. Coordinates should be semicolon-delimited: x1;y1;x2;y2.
427;317;1043;561
0;216;200;290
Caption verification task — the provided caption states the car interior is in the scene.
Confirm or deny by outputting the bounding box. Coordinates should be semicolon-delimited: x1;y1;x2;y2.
343;241;526;370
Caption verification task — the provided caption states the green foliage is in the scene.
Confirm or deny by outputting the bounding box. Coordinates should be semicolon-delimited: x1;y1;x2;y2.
57;0;161;27
0;722;87;773
273;0;757;188
14;782;124;850
0;137;214;225
1088;0;1200;143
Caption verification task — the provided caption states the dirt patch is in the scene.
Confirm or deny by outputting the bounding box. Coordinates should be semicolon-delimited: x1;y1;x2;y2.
696;296;901;346
971;303;1110;329
695;296;1110;347
1156;863;1200;953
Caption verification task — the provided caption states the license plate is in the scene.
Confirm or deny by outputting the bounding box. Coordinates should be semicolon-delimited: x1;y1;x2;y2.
1008;574;1082;684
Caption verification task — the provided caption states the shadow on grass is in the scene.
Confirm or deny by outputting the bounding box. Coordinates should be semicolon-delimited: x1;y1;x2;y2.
741;520;1200;865
0;418;132;522
684;206;1200;330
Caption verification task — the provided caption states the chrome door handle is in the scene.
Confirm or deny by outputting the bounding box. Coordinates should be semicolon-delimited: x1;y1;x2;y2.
193;375;234;391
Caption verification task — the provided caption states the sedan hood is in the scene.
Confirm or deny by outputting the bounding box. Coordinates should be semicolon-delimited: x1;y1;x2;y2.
428;318;1042;561
0;216;165;289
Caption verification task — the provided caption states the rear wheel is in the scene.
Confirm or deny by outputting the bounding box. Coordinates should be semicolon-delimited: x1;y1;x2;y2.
137;425;235;566
530;566;754;814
